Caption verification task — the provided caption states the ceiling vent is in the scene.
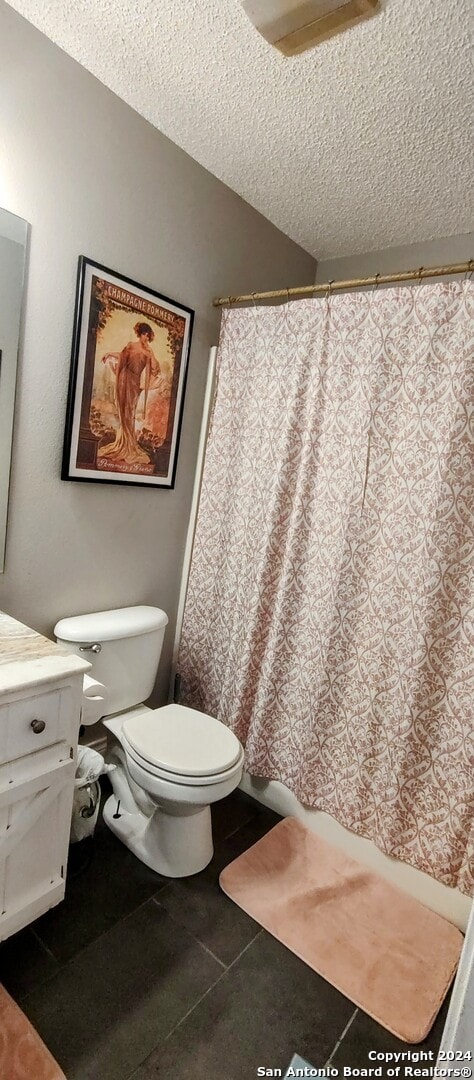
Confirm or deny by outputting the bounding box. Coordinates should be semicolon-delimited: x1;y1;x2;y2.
242;0;380;55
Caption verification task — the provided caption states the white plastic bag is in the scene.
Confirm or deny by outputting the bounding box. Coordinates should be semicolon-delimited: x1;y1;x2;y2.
70;747;115;843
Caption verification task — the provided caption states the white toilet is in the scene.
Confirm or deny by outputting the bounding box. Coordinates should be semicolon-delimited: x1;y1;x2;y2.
54;605;244;877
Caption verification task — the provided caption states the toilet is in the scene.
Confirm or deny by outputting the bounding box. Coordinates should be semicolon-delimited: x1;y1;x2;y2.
54;605;244;877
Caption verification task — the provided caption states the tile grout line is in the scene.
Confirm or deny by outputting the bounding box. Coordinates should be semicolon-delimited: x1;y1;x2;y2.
20;892;165;1003
324;1007;359;1067
30;927;58;963
163;929;263;1043
222;816;256;841
187;937;227;970
151;896;227;970
7;928;65;1004
126;929;264;1080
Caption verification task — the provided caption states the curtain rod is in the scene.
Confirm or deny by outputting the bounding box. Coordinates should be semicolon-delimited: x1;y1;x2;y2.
213;261;473;308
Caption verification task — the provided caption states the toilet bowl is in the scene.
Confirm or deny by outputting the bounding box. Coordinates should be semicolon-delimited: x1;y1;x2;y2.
102;703;244;876
54;606;244;877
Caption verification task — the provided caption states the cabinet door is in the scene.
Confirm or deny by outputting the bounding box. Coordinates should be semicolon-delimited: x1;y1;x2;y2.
0;749;76;941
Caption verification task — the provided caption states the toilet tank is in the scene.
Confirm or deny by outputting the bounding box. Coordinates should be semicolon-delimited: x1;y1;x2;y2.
54;606;168;717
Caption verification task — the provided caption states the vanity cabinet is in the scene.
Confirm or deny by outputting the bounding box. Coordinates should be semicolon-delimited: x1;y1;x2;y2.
0;613;90;942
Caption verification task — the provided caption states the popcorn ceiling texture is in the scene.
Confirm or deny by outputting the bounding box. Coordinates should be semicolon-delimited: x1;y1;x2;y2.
4;0;474;259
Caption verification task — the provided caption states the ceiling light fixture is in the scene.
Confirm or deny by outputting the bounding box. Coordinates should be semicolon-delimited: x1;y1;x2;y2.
241;0;380;55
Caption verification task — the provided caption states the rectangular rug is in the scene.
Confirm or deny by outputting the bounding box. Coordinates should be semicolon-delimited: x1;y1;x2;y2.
219;817;463;1043
0;984;66;1079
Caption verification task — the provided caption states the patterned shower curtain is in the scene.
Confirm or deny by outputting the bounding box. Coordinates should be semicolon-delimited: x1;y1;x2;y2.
179;281;474;896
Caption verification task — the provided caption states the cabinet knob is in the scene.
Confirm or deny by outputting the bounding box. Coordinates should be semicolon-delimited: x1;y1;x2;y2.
31;718;46;734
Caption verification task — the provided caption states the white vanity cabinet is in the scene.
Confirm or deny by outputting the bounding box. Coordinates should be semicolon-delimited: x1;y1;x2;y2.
0;612;90;942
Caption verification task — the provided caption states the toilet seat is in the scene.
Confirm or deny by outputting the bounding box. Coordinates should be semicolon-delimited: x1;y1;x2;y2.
121;703;243;785
123;737;244;788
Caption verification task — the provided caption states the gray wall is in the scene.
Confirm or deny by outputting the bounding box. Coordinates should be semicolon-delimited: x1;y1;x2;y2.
315;233;473;282
0;1;315;701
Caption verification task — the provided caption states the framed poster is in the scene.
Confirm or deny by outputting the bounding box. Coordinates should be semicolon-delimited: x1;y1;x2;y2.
62;257;194;488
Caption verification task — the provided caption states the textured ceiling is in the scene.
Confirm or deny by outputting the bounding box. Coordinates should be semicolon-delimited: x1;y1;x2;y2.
6;0;474;258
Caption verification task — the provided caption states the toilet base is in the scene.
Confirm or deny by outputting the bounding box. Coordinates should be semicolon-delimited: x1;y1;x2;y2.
103;793;214;877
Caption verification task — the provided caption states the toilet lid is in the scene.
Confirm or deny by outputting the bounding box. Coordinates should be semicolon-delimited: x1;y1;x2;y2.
122;703;242;778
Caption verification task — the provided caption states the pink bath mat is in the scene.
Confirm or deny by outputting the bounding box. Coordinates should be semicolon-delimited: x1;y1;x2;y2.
0;984;66;1079
219;817;463;1043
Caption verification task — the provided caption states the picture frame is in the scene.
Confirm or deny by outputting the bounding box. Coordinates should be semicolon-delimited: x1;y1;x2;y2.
62;257;194;488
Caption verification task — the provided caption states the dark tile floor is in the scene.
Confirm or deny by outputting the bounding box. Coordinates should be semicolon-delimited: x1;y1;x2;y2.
0;786;449;1080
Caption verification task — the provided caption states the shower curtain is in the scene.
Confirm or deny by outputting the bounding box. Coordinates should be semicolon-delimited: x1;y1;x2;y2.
178;281;474;896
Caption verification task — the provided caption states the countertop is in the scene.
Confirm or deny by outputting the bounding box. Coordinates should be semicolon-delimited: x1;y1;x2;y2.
0;610;90;696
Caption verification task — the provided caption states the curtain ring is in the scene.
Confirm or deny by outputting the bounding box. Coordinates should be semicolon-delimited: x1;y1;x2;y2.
326;279;334;302
373;273;380;291
466;259;474;281
417;266;424;285
286;287;290;303
251;292;258;307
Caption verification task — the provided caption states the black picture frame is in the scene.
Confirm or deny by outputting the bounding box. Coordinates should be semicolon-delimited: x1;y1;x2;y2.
62;257;194;489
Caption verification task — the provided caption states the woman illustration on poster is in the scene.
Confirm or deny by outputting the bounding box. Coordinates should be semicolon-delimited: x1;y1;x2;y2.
98;321;160;467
